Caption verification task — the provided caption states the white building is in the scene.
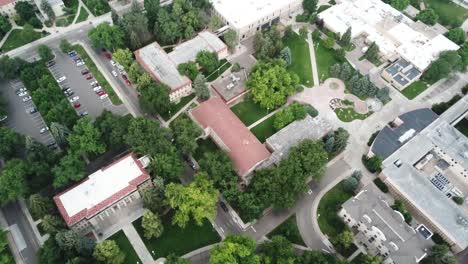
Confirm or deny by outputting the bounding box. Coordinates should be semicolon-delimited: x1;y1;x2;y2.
135;31;228;102
212;0;302;40
318;0;459;71
0;0;18;16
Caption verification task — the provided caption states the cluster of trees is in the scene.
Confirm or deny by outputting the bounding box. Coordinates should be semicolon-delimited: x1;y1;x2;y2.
391;200;413;224
169;114;202;156
363;42;380;64
273;102;318;131
423;51;463;83
40;0;55;21
446;28;465;45
177;62;199;81
431;94;462;115
385;0;409;10
253;26;283;59
196;50;220;73
84;0;110;16
422;244;457;264
247;59;300;110
89;23;125;52
0;229;14;263
323;128;350;156
210;234;349;264
416;8;438;26
14;1;42;28
299;0;319;23
0;15;11;40
362;155;383;173
342;170;362;193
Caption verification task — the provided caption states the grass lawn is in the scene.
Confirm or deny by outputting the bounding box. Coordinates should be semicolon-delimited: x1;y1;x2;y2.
401;80;430;100
0;29;42;52
455;118;468;137
72;44;122;105
55;15;75;27
335;107;371;122
283;32;314;87
425;0;468;27
251;114;276;143
109;230;141;264
206;59;232;82
133;212;221;259
315;40;340;83
160;94;195;121
193;137;219;161
267;215;306;246
83;0;111;16
231;97;269;126
76;7;89;23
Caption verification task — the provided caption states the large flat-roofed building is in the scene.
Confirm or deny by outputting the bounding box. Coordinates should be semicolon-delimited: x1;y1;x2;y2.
190;97;271;182
339;184;433;264
378;97;468;253
318;0;459;78
135;31;228;102
0;0;18;16
54;153;152;235
212;0;302;39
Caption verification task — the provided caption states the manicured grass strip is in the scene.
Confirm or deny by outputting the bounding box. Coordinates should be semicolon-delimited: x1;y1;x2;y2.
335;107;371;122
314;40;340;83
72;44;122;105
109;230;142;264
76;7;89;23
0;29;42;52
283;32;314;87
425;0;468;27
160;94;195;121
133;212;220;259
267;215;306;246
455;118;468;137
193;137;219;161
401;80;429;100
317;181;352;238
251;114;276;143
206;59;232;82
231;97;269;126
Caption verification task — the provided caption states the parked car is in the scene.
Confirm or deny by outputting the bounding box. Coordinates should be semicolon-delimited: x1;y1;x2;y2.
104;53;111;59
110;60;116;67
18;92;28;97
61;86;70;91
122;74;128;80
125;79;131;86
22;96;32;102
28;107;37;114
64;89;74;96
73;102;81;108
90;80;98;86
80;111;88;117
56;76;67;83
15;88;27;94
73;56;81;62
68;51;77;57
76;61;85;67
97;90;106;96
81;69;90;75
100;94;109;100
69;96;79;103
40;127;49;134
46;60;55;67
219;202;229;212
111;70;118;77
85;74;93;80
93;86;102;92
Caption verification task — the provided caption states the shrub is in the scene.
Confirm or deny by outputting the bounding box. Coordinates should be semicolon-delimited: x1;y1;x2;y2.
373;178;388;193
463;84;468;95
312;30;321;42
431;233;447;245
431;95;462;115
304;105;318;117
392;200;412;224
367;130;380;146
323;37;335;49
295;14;309;23
343;176;359;193
453;196;464;205
231;63;241;72
362;155;382;173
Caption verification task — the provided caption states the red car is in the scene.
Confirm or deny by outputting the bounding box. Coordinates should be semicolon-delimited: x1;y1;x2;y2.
125;79;131;86
73;56;81;62
73;102;81;108
97;90;107;96
86;74;93;80
104;53;111;59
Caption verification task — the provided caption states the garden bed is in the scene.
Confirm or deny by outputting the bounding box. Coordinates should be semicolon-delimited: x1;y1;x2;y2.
335;107;371;122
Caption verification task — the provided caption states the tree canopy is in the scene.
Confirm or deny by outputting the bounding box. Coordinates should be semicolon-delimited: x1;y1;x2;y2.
52;152;86;188
177;61;199;81
142;211;164;239
38;45;54;62
170;115;202;155
0;159;29;205
0;127;25;159
253;27;283;59
138;82;171;115
88;23;125;51
446;28;465;45
68;117;106;156
196;51;219;73
93;240;125;264
416;8;438;25
210;234;259;264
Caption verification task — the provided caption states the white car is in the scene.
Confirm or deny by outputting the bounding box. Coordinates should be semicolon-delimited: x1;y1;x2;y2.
69;96;80;103
56;76;67;83
90;80;98;86
76;61;85;67
40;127;49;134
15;87;27;94
110;60;116;67
111;70;118;77
22;96;32;102
93;86;102;92
100;94;109;100
18;92;28;97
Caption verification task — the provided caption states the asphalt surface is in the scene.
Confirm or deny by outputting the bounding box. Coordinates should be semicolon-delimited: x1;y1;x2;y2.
0;79;55;146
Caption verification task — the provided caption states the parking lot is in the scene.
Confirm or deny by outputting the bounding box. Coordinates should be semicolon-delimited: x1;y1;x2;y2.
0;79;56;146
49;48;127;119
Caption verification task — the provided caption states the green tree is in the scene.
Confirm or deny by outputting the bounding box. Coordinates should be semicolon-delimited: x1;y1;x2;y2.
166;254;190;264
423;51;462;83
20;24;37;43
148;151;185;182
28;194;53;219
299;26;309;39
88;23;125;51
144;0;160;31
424;244;456;264
68;117;106;156
93;240;125;264
55;230;79;251
40;214;64;234
170;115;201;155
210;234;259;264
40;0;55;20
137;72;153;89
196;51;219;73
59;39;73;53
139;82;171;115
323;37;335;49
125;117;173;156
303;0;318;14
391;200;412;223
343;176;359;193
193;74;210;100
0;229;13;264
339;27;352;47
111;48;134;69
333;230;354;249
141;211;164;239
416;8;438;25
390;0;409;10
52;153;86;188
128;62;142;83
165;172;219;228
94;110;131;150
362;155;382;173
247;59;299;109
364;42;380;62
0;159;28;205
199;150;237;188
38;45;54;62
360;254;382;264
122;11;151;49
253;27;283;59
142;187;165;213
177;62;199;81
260;236;295;263
0;127;25;159
0;56;25;79
209;15;222;31
446;28;465;45
0;15;11;35
224;30;238;52
15;1;36;21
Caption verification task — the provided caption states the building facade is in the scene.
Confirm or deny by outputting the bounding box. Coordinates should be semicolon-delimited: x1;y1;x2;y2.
0;0;18;16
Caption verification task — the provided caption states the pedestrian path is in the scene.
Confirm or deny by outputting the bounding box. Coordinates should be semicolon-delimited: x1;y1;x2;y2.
306;30;320;87
122;224;154;264
247;103;288;130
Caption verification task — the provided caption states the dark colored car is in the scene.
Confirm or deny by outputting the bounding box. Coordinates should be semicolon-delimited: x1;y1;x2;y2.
86;74;93;80
81;69;90;75
104;53;111;59
73;102;81;108
220;202;229;212
125;79;131;86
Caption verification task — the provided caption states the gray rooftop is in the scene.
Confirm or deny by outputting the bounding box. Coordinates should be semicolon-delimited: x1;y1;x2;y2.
372;108;438;159
171;31;227;65
384;58;422;85
343;185;432;263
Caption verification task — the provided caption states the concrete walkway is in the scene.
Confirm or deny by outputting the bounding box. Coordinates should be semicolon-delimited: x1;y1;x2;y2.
163;96;199;127
306;30;320;87
247;103;288;130
122;224;154;264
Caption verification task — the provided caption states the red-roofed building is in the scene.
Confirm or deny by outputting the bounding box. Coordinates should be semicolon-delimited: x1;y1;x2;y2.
53;153;152;235
0;0;18;16
190;97;271;182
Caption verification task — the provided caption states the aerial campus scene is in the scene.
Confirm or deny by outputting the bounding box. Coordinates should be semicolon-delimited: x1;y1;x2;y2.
0;0;468;263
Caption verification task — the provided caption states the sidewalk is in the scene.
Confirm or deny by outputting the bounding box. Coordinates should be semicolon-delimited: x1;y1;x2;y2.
122;224;154;264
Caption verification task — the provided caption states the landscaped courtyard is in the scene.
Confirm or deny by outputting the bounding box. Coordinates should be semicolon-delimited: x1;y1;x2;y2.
315;40;340;83
283;32;314;87
455;118;468;137
0;29;42;52
109;230;141;264
335;107;371;122
424;0;468;27
133;212;221;259
231;97;269;126
401;81;430;100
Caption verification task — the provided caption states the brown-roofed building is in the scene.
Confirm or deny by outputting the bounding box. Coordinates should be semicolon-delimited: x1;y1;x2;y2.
54;153;152;236
190;97;271;182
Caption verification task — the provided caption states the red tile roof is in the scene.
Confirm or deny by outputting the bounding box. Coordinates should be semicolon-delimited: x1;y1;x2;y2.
0;0;15;6
191;97;271;176
53;153;151;227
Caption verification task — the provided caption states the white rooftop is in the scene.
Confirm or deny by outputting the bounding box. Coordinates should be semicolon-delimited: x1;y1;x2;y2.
58;154;147;217
212;0;301;29
318;0;459;70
